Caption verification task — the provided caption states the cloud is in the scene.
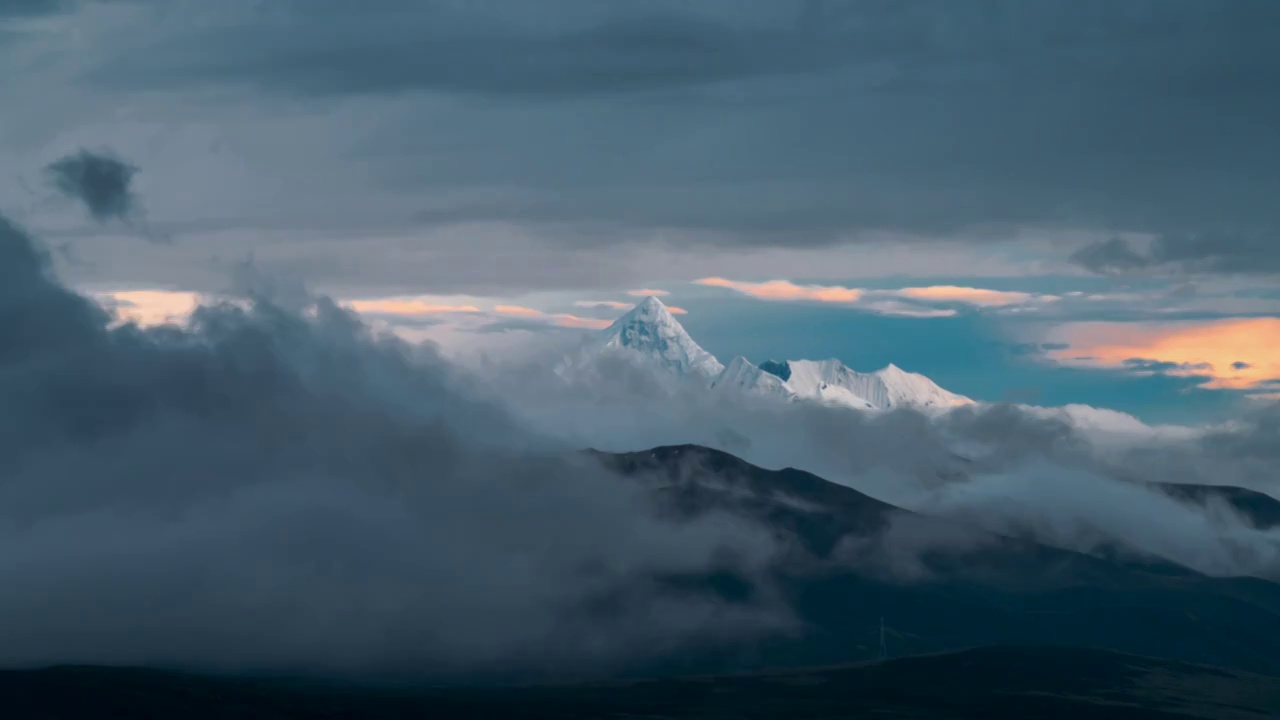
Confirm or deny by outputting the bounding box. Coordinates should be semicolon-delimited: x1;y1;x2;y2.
858;301;956;318
25;0;1273;262
1041;318;1280;390
1072;234;1280;277
92;4;825;99
43;149;139;224
913;458;1280;578
627;289;670;297
345;297;484;316
494;304;613;329
0;213;788;676
1010;342;1071;357
108;292;623;334
692;274;1280;326
892;285;1047;307
694;277;1055;316
95;289;203;326
494;304;544;317
575;300;633;310
576;299;687;316
1070;237;1155;275
1122;358;1212;374
696;277;863;303
550;313;613;329
13;4;1280;302
0;0;73;18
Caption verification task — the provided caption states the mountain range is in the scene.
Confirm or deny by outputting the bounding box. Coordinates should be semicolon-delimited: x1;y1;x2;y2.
568;296;974;411
557;297;1204;445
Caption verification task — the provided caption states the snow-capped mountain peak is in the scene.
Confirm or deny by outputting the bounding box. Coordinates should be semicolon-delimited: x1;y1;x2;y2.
588;296;724;378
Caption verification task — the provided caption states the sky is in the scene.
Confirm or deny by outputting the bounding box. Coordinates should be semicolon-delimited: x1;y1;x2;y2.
3;1;1280;678
3;0;1279;423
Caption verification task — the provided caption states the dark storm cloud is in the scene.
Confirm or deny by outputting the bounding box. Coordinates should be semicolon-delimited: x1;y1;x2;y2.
1122;358;1212;374
89;1;835;98
0;214;787;676
44;149;138;223
0;0;68;17
74;0;1280;254
1069;237;1153;275
42;148;172;244
1071;233;1280;276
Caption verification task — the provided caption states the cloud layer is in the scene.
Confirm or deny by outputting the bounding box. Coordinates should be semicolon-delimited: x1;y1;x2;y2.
1043;318;1280;393
1072;234;1280;277
0;214;784;676
5;0;1279;298
696;277;1062;317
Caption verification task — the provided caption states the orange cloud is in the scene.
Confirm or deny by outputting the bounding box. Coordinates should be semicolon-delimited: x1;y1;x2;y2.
100;290;202;326
549;313;612;330
695;277;864;303
627;288;669;297
894;285;1042;307
497;306;614;329
350;295;619;332
493;305;544;317
347;298;482;316
1045;317;1280;390
667;306;688;315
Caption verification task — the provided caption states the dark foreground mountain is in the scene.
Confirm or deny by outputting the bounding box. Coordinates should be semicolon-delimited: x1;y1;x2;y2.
592;445;1280;676
4;445;1278;716
1156;483;1280;530
5;646;1277;719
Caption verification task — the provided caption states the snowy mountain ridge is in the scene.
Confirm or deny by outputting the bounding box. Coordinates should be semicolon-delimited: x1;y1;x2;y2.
768;358;974;411
553;297;1194;440
568;297;971;412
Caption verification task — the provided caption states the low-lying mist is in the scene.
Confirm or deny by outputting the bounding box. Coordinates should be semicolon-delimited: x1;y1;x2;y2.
0;215;789;677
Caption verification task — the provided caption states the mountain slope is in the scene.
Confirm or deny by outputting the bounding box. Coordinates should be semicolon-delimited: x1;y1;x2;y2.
591;444;1280;675
565;296;723;379
1158;483;1280;530
708;356;796;401
771;358;974;410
